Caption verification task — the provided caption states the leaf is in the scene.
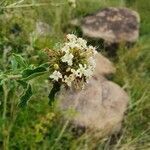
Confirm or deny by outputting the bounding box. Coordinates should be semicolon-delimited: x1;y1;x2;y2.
17;80;28;89
39;62;50;68
18;84;33;107
12;53;27;68
48;82;60;106
11;57;18;70
0;79;6;85
35;133;44;143
22;66;47;81
0;74;3;85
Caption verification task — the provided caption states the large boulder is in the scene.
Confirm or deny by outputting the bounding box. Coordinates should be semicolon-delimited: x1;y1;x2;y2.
57;53;128;137
57;76;128;136
72;7;140;44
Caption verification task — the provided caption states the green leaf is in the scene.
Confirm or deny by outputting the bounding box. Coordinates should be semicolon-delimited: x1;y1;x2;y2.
22;66;47;81
18;84;33;107
0;79;3;85
12;53;27;68
0;79;6;85
35;133;44;143
11;57;18;71
48;82;60;106
17;80;28;89
39;62;50;68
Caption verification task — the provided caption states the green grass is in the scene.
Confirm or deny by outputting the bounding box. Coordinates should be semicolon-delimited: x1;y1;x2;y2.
0;0;150;149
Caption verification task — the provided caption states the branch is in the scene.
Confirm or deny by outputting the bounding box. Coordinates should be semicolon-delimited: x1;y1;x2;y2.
1;2;65;9
7;74;22;80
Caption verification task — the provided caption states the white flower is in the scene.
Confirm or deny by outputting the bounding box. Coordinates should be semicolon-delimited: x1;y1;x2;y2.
61;45;70;53
66;42;76;49
77;64;87;77
61;52;74;66
65;34;88;50
63;74;75;87
84;67;94;78
88;45;95;51
48;34;96;88
71;69;80;77
88;57;96;68
77;38;87;49
69;74;75;81
49;71;62;81
66;41;83;50
76;64;94;78
66;34;77;42
88;45;97;55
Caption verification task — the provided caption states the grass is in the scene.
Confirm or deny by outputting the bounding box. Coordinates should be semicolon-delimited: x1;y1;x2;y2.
0;0;150;149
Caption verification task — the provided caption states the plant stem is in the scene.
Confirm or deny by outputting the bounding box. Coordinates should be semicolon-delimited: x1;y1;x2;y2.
2;82;9;150
51;120;69;150
7;74;22;80
1;2;65;9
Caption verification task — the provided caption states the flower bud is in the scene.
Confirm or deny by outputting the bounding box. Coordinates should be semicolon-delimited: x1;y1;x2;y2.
54;64;59;70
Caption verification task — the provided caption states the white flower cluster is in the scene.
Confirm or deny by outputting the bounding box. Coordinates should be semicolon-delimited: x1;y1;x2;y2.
49;34;97;88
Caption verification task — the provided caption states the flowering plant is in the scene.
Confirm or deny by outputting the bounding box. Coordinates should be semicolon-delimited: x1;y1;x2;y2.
46;34;96;87
0;34;97;107
45;34;97;104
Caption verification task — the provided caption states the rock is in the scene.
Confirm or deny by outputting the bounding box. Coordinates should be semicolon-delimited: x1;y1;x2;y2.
36;21;51;36
94;53;116;76
72;7;140;43
57;76;128;137
57;53;128;137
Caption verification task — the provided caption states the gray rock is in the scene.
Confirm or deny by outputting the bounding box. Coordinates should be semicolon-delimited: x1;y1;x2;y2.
72;7;140;43
57;53;128;137
94;53;116;76
36;21;51;36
